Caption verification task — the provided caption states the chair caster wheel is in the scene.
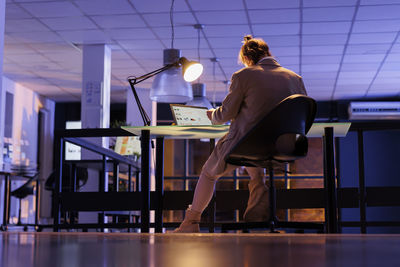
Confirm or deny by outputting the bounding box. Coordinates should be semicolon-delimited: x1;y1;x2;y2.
23;226;28;231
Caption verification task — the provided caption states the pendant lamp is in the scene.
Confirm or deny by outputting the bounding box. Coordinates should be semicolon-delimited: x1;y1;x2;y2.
150;49;193;103
186;83;213;109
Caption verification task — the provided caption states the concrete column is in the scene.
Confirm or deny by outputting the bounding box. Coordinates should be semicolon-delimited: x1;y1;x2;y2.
79;44;111;224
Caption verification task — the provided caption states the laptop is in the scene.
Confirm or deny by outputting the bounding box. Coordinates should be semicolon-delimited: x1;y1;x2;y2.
170;104;212;126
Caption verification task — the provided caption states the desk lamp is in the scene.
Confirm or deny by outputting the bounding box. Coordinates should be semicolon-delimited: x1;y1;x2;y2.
127;55;203;126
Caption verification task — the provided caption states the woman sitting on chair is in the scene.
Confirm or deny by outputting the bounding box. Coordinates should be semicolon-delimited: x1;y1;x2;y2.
173;35;307;233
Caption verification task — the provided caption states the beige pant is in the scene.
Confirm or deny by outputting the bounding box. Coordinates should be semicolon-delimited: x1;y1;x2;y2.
191;157;264;213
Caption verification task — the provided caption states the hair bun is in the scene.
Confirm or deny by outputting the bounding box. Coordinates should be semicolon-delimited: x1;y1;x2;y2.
243;35;253;42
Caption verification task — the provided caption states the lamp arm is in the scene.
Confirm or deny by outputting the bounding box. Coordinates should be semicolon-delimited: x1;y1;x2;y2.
128;80;151;126
129;63;177;84
126;62;178;126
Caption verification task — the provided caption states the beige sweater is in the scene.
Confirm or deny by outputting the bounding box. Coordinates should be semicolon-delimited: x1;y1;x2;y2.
204;57;307;176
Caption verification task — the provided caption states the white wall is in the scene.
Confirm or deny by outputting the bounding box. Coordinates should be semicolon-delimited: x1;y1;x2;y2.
0;76;55;225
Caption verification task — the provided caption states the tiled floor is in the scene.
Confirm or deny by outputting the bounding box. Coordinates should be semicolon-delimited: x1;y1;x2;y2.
1;232;400;267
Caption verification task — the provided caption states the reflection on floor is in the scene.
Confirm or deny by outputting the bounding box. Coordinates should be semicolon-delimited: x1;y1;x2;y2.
1;232;400;267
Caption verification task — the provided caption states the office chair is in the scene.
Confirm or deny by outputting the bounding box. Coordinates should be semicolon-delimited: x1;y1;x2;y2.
10;172;40;231
224;94;318;233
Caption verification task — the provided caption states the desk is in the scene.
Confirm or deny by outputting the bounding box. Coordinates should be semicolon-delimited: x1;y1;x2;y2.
123;123;351;233
0;165;38;231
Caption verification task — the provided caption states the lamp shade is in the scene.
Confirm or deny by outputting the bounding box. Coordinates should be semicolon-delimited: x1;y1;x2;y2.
179;57;203;82
186;83;213;109
150;49;193;103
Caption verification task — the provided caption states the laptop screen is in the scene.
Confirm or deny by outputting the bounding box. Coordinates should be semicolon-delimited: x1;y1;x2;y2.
170;104;212;126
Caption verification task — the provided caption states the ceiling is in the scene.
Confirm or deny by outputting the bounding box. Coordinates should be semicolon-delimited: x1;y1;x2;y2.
3;0;400;103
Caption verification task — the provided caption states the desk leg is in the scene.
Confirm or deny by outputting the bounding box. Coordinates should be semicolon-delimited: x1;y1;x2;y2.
323;127;338;233
1;174;10;231
155;137;164;233
208;139;216;233
141;130;151;233
357;129;367;233
53;137;63;232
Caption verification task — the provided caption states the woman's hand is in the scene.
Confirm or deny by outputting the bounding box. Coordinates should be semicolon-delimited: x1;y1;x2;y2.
207;109;215;120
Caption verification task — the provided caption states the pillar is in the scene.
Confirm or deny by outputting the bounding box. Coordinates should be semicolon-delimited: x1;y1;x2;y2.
79;44;111;224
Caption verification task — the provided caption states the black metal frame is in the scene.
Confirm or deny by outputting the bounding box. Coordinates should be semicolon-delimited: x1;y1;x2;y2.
51;128;141;232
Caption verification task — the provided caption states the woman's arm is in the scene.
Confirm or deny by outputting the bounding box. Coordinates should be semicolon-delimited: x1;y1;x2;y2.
210;73;245;125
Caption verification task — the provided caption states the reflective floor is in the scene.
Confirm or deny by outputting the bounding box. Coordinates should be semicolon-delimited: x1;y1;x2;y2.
1;232;400;267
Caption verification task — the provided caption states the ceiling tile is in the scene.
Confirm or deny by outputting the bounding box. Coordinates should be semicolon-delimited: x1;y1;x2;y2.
91;14;146;29
303;7;355;22
195;11;247;25
104;28;156;40
304;0;358;7
172;38;208;49
41;16;97;31
346;44;391;55
271;46;300;57
275;56;299;65
343;54;386;63
361;0;400;4
133;0;189;12
302;64;340;72
341;63;380;71
337;77;373;85
249;9;300;23
152;25;198;39
380;62;400;70
213;48;243;58
4;43;35;54
385;53;400;62
111;59;141;69
5;3;32;19
206;37;242;49
5;18;49;32
19;2;83;17
253;23;299;35
349;32;397;44
142;12;196;27
8;31;64;43
357;5;400;20
246;0;300;8
353;20;400;33
303;22;351;34
118;39;164;50
302;71;338;79
204;25;251;38
338;71;377;79
302;55;342;64
189;0;244;11
74;0;135;15
303;45;344;56
302;34;348;46
258;35;299;47
335;84;369;91
376;71;400;77
58;29;112;44
28;42;78;53
304;79;336;87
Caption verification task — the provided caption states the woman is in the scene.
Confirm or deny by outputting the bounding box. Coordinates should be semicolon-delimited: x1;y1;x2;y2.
173;35;307;233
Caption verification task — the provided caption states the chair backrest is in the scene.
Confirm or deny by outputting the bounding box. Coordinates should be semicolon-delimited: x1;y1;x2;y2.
225;94;316;167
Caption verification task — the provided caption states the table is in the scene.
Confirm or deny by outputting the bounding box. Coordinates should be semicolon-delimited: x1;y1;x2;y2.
123;123;351;233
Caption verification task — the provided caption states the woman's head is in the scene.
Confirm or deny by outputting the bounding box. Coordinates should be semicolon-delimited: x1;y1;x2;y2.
239;35;271;67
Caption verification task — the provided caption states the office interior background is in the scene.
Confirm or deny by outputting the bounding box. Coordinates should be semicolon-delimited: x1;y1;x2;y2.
1;0;400;235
